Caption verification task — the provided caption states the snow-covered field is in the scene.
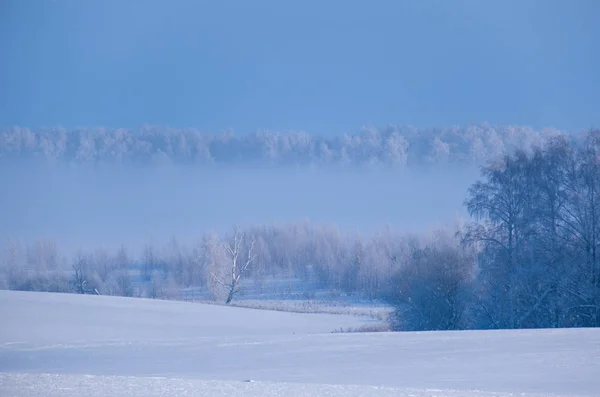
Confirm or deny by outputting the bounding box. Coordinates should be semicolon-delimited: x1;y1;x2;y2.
1;290;599;397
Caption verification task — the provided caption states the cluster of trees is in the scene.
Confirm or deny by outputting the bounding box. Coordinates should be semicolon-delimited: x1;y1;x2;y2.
459;130;600;329
1;128;599;332
0;240;135;298
389;130;600;330
0;123;571;167
0;223;420;303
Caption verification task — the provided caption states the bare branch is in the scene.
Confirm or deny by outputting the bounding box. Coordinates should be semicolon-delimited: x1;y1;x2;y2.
210;272;228;290
241;238;256;273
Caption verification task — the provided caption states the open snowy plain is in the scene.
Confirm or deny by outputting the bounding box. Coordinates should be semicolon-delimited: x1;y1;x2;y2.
1;290;599;397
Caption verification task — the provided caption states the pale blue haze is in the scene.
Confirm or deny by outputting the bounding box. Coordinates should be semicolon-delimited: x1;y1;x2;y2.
1;0;598;133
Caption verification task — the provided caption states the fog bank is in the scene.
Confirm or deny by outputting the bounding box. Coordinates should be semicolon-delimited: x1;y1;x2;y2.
0;163;479;254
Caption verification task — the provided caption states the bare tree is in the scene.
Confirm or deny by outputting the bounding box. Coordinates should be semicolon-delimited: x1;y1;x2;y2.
1;238;24;289
72;253;99;295
212;225;256;304
462;151;538;328
72;257;87;294
141;243;160;282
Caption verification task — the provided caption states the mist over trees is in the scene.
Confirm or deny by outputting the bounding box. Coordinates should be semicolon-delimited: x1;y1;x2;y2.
0;123;573;167
1;125;599;331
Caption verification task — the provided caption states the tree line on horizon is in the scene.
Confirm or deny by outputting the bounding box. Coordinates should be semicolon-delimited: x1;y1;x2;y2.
0;123;580;167
1;128;599;331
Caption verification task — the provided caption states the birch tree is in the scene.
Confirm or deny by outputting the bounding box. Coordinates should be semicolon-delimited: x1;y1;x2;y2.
462;151;540;328
212;225;256;304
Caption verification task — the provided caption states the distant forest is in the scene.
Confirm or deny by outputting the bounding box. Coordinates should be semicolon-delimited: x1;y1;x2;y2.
0;123;582;166
2;125;600;332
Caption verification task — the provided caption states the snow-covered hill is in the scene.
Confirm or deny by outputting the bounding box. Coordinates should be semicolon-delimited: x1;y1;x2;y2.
1;290;599;397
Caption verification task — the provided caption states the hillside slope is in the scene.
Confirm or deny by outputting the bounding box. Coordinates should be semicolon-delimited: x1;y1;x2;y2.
1;290;599;397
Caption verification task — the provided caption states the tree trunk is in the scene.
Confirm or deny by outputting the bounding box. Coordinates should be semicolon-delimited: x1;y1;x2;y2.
225;282;236;304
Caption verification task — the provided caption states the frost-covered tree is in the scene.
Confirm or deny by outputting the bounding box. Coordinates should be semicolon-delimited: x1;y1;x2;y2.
462;130;600;329
212;225;256;304
388;230;475;331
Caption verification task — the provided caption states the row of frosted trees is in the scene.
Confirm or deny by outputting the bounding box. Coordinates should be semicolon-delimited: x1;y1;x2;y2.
1;130;599;330
1;123;566;166
0;224;419;302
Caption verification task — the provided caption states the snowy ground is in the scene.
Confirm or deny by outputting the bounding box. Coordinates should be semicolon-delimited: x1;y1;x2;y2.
1;290;599;397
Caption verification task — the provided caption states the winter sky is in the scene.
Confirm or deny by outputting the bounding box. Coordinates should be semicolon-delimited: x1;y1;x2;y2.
1;0;598;133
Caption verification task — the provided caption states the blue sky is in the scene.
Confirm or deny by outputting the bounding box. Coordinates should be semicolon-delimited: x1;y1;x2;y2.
1;0;598;135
